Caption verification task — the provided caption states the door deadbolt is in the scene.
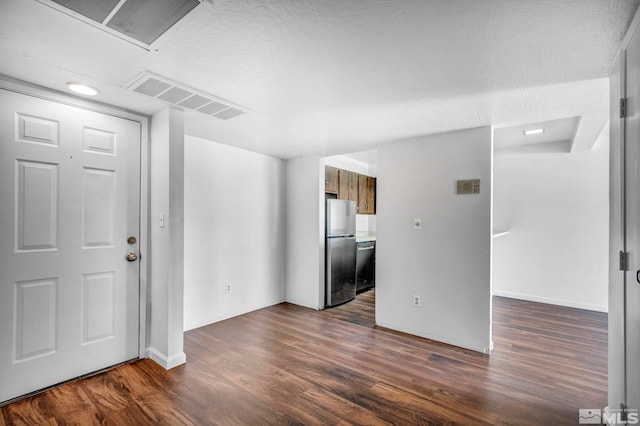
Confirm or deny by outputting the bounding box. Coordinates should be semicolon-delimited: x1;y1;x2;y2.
126;252;138;262
127;236;136;245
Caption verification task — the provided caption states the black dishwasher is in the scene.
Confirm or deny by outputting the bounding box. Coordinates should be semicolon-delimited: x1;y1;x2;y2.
356;241;375;293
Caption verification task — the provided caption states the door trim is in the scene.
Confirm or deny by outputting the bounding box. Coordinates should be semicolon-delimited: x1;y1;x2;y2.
0;74;150;360
611;5;640;413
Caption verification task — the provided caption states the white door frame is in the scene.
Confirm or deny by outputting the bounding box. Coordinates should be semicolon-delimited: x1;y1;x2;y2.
610;7;640;415
0;75;150;359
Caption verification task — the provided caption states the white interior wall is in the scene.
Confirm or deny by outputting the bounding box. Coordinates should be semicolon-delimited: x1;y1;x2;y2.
285;156;325;309
492;124;610;312
183;136;286;331
376;127;493;353
148;107;186;369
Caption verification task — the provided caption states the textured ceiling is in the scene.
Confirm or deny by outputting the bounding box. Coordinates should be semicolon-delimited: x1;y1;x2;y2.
0;0;638;158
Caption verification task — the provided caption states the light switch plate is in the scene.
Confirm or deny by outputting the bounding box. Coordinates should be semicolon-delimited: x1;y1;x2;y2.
457;179;480;194
413;218;422;229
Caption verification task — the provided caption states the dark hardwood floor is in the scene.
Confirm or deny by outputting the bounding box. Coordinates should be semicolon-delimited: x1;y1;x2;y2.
320;288;376;327
1;290;607;425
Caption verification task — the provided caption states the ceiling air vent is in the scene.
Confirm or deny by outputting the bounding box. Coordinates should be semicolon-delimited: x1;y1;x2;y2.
38;0;210;48
126;72;249;120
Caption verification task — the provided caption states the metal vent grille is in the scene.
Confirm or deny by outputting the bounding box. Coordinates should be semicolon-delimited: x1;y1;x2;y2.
106;0;200;45
126;72;249;120
40;0;205;47
49;0;120;22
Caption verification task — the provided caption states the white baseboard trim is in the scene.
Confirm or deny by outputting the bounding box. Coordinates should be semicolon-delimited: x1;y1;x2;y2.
284;297;322;311
146;347;187;370
492;290;608;313
184;299;286;331
375;321;491;354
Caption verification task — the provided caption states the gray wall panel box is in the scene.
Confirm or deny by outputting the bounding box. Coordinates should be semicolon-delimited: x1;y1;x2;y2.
457;179;480;194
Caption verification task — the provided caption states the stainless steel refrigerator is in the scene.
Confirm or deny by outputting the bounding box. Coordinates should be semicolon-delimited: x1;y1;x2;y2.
325;199;357;307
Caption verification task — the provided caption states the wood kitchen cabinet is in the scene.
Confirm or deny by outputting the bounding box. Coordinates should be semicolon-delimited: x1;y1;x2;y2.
325;165;376;215
325;166;339;194
358;174;376;214
338;169;359;203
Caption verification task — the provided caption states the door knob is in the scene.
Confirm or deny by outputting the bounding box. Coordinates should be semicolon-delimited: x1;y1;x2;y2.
126;252;138;262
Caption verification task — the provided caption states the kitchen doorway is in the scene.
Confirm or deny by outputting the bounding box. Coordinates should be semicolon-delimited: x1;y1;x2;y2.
323;150;377;323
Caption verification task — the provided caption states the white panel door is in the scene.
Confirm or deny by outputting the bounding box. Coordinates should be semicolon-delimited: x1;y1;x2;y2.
0;89;141;403
625;23;640;412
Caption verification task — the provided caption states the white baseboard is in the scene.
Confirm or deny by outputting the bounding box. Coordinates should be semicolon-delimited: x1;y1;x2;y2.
492;290;608;313
146;347;186;370
184;299;286;331
283;297;322;311
375;321;491;354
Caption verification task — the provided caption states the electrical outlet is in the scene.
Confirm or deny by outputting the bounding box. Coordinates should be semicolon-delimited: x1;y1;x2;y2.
413;295;421;307
225;283;231;294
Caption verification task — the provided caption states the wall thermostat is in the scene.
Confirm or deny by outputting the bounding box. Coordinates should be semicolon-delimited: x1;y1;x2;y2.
456;179;480;194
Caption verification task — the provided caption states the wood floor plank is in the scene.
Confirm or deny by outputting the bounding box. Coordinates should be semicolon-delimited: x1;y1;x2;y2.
1;291;607;425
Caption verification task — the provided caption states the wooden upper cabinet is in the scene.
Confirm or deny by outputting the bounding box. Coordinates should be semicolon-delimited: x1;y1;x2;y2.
325;165;376;215
325;166;339;194
338;170;359;202
358;175;376;215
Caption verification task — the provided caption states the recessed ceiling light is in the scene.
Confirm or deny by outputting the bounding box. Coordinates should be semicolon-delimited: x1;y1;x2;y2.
523;128;544;136
66;82;99;96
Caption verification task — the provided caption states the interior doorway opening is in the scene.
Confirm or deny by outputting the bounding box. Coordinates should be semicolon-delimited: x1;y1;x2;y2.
323;150;378;322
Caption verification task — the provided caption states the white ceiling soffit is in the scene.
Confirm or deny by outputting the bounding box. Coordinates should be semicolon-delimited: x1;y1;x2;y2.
125;72;250;120
36;0;210;49
494;116;580;154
